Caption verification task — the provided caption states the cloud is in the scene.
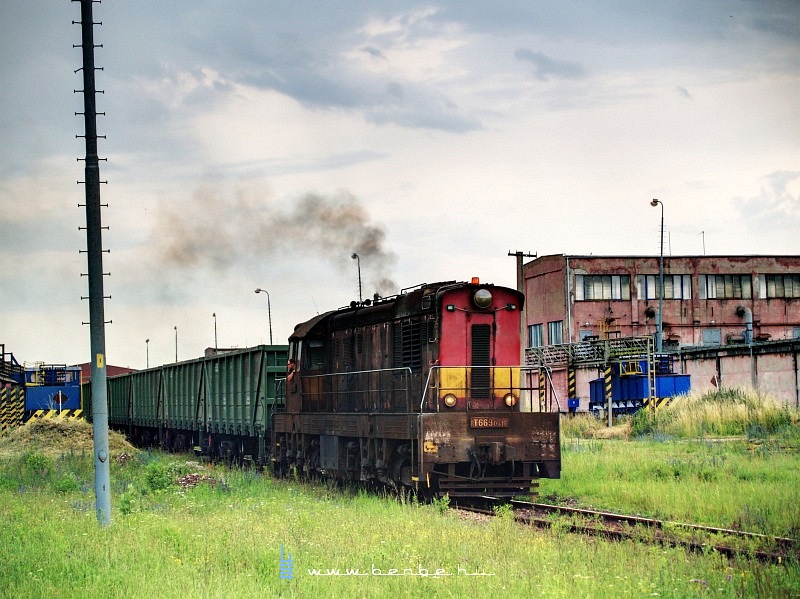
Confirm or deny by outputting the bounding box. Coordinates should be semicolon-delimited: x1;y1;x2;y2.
513;48;586;81
361;46;387;60
675;86;693;99
734;170;800;235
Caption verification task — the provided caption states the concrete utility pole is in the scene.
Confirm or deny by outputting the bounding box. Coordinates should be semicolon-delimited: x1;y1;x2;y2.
75;0;111;526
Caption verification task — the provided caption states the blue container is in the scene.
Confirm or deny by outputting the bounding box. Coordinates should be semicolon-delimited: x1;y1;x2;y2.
589;372;691;413
23;365;82;411
655;374;691;397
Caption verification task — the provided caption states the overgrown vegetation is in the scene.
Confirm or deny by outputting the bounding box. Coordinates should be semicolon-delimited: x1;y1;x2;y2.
561;388;799;441
0;407;798;597
549;389;800;539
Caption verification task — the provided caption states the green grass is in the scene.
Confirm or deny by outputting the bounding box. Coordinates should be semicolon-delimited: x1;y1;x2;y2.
540;435;800;537
552;390;800;537
0;448;798;598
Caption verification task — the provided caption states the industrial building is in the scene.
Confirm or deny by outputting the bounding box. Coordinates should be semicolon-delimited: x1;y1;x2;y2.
523;254;800;350
522;255;800;409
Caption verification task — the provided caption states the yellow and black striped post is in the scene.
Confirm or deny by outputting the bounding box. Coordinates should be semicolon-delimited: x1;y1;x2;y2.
604;365;613;426
0;388;25;432
568;368;576;400
538;368;546;411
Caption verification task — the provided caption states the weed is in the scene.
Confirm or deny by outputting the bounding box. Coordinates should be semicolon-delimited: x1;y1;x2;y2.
23;451;52;478
145;461;172;492
119;488;138;516
432;494;450;515
492;503;513;521
54;474;80;493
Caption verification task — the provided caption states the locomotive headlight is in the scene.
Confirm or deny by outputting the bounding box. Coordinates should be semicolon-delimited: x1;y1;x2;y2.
443;394;458;408
473;288;492;308
504;393;517;407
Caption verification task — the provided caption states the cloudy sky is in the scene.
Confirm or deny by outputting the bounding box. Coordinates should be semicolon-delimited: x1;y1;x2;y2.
1;1;798;369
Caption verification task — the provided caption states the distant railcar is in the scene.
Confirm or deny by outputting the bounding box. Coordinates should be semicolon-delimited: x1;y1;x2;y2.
274;279;561;498
96;346;287;462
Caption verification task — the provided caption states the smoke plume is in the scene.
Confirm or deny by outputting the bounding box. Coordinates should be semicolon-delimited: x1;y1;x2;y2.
151;184;397;296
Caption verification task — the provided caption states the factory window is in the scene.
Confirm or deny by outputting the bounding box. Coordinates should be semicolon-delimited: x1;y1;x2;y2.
575;275;630;301
548;321;563;345
636;274;692;300
528;324;544;348
702;328;722;346
758;274;800;299
698;275;752;299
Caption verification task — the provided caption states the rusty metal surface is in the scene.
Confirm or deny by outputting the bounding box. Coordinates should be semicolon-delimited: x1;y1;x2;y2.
419;412;560;464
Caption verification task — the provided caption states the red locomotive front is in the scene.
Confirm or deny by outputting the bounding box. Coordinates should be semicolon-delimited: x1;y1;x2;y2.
417;281;559;497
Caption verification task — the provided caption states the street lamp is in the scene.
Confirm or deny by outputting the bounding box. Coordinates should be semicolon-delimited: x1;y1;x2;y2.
650;199;664;353
174;325;178;363
212;312;218;350
146;338;149;369
351;253;362;302
254;288;273;345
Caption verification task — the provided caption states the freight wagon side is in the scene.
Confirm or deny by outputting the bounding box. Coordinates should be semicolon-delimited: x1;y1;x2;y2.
85;345;288;464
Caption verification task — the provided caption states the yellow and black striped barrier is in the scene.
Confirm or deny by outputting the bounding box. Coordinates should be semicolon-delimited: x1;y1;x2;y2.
30;409;81;420
0;389;84;431
643;395;671;410
0;388;25;431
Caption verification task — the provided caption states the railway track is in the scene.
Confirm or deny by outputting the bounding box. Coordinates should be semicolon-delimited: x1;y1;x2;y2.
454;497;799;565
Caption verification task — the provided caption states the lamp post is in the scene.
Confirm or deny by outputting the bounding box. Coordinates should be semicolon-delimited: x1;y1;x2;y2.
351;253;362;302
174;325;178;363
254;288;273;345
650;199;664;353
145;338;149;368
212;312;218;350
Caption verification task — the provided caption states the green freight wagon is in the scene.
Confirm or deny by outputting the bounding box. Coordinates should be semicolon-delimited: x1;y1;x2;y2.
84;345;288;465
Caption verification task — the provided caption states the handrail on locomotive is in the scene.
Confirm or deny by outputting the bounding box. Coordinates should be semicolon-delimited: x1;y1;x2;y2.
422;365;540;413
275;365;550;414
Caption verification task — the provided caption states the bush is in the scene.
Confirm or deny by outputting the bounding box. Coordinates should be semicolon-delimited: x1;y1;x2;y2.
24;451;52;476
145;462;172;492
54;474;80;493
630;388;797;439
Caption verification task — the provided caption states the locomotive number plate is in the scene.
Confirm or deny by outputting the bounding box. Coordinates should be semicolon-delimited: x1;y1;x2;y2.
470;416;510;429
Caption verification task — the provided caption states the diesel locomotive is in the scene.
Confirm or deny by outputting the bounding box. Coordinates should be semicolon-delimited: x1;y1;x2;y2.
97;278;561;499
274;279;560;498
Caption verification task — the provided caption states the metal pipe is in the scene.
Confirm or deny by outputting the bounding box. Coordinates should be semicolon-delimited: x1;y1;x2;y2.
650;199;664;352
736;305;753;344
